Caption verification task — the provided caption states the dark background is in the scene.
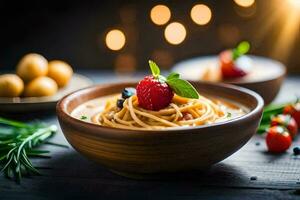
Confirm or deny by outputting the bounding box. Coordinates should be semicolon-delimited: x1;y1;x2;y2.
0;0;299;74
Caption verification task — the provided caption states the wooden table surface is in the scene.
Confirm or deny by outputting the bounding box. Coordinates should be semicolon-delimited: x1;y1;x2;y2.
1;71;300;200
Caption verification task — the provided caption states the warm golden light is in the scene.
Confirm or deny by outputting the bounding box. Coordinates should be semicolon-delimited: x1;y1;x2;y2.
234;3;256;18
270;0;300;60
150;5;171;25
164;22;186;45
234;0;255;7
254;0;300;61
288;0;300;8
105;29;126;51
190;4;212;25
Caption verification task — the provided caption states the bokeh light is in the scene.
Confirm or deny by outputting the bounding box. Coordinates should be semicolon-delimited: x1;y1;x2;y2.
234;3;256;18
150;5;171;25
234;0;255;7
115;53;136;74
190;4;212;25
105;29;126;51
164;22;187;45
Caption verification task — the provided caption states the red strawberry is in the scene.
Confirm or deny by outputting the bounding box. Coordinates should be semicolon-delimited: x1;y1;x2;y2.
220;50;247;79
135;60;199;111
271;114;298;138
219;41;251;79
136;75;174;111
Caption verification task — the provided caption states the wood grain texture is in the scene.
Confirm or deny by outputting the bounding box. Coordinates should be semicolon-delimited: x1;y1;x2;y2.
0;71;299;200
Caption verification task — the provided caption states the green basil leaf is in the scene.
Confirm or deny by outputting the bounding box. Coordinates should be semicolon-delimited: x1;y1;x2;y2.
237;41;250;55
148;60;160;77
166;79;199;99
232;41;250;60
232;48;239;60
167;72;180;80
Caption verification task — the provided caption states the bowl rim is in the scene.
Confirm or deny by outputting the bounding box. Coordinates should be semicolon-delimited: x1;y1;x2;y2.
56;81;264;137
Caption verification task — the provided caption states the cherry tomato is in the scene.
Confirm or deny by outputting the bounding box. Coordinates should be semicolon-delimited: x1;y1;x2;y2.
219;50;247;79
266;126;292;153
271;114;298;138
283;102;300;127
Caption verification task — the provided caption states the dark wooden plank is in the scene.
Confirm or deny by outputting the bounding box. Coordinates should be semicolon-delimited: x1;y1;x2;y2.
2;133;299;189
1;185;300;200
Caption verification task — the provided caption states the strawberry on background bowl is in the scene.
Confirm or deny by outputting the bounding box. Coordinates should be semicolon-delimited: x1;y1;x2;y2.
56;81;263;179
172;55;286;105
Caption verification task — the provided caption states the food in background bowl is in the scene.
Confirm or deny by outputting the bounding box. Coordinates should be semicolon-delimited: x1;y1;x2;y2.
219;41;252;79
202;41;252;81
0;53;73;98
16;53;48;82
57;60;263;177
24;76;58;97
0;74;24;97
172;44;286;104
48;60;73;88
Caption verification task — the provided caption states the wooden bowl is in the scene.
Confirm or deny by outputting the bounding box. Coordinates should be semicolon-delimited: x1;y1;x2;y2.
172;55;286;105
57;81;263;178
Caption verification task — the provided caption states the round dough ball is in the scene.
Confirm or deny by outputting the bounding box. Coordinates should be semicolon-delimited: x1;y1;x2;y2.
47;60;73;87
24;77;58;97
0;74;24;97
17;53;48;82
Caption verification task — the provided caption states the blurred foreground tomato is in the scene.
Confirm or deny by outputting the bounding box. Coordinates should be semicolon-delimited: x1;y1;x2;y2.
266;126;292;153
271;114;298;138
283;102;300;127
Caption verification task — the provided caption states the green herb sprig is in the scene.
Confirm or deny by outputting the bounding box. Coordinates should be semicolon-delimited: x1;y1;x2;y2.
257;97;300;134
80;115;88;120
257;103;288;134
149;60;199;99
232;41;250;60
0;117;64;183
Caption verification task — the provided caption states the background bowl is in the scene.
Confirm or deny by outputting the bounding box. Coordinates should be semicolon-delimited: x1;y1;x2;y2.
172;55;286;105
0;74;92;113
57;81;263;178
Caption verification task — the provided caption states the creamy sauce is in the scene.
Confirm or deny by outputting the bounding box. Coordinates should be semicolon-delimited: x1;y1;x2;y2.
71;94;119;123
71;94;248;125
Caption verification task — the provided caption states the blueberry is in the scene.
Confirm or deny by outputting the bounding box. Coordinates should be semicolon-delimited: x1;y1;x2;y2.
122;87;136;99
293;147;300;155
117;99;125;109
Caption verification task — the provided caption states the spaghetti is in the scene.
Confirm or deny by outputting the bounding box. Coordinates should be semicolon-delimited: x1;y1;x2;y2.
91;94;231;130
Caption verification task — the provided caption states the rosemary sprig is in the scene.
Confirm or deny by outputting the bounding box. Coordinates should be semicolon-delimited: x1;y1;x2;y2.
0;117;63;183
